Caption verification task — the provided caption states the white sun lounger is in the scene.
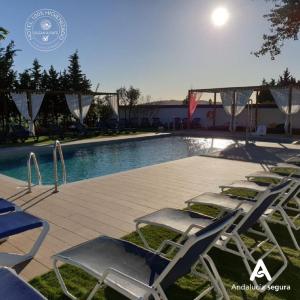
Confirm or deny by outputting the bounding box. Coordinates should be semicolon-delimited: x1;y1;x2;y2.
135;181;292;293
188;180;300;250
53;210;241;300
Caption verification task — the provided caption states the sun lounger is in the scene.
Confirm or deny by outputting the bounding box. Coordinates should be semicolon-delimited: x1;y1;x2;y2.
135;181;292;292
0;198;19;214
186;192;261;212
285;155;300;165
246;163;300;182
220;180;270;193
0;267;47;300
52;209;241;300
188;180;300;250
0;211;49;266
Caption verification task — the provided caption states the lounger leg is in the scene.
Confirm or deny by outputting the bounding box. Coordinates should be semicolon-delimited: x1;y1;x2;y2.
259;220;288;290
136;223;151;250
275;207;300;250
191;256;224;300
203;254;229;300
53;259;77;300
285;221;300;250
233;234;256;263
27;221;50;259
87;282;102;300
154;286;168;300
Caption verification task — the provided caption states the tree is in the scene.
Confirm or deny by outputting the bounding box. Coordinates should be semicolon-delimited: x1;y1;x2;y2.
118;86;141;122
257;68;299;103
277;67;297;86
38;65;70;126
30;59;42;90
255;0;300;59
0;41;17;89
0;27;8;41
0;40;18;131
67;50;91;92
17;69;32;89
59;70;69;90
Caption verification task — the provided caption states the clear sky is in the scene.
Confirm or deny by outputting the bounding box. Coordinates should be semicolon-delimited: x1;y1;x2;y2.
1;0;299;100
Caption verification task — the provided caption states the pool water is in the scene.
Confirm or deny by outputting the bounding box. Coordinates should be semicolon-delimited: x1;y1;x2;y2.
0;136;234;185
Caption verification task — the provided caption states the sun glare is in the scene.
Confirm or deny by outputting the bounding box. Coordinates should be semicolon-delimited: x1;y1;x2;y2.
211;7;229;27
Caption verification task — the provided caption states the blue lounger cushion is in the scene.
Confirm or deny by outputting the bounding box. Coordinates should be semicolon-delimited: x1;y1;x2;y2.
0;212;43;239
0;198;16;214
0;268;46;300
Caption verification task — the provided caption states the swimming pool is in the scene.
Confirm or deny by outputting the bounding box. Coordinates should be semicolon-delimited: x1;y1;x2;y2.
0;136;234;185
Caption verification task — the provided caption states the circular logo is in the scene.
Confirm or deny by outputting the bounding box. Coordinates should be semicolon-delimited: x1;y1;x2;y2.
25;9;67;51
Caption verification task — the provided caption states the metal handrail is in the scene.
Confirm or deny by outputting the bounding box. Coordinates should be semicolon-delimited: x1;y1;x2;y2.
27;152;42;193
53;140;67;192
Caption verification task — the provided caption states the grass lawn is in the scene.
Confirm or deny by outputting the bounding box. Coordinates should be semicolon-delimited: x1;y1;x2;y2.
29;184;300;300
0;131;153;148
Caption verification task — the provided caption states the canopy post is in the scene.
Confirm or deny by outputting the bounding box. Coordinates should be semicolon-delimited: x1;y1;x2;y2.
213;92;217;128
27;91;34;136
78;93;83;124
255;91;258;130
187;90;191;129
116;90;120;122
288;85;292;135
231;90;236;132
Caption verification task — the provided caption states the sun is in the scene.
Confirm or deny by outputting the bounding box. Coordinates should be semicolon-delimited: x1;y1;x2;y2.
211;7;229;27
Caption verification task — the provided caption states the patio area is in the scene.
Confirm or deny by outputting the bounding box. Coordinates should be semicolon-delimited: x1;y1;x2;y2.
0;154;264;280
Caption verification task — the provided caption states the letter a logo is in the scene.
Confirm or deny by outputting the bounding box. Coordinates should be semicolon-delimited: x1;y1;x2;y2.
250;259;272;282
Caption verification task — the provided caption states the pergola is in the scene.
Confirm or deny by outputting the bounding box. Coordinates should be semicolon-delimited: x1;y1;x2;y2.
0;89;119;134
188;84;300;136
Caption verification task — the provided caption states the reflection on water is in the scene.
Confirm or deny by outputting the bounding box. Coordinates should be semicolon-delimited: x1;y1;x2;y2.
0;136;236;184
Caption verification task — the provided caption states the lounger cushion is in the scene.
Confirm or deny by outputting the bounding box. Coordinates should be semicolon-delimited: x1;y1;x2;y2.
275;163;300;171
54;236;169;298
187;192;274;215
188;193;255;211
246;171;284;181
285;156;300;165
0;212;43;239
135;208;214;235
220;180;269;192
0;268;46;300
0;198;16;214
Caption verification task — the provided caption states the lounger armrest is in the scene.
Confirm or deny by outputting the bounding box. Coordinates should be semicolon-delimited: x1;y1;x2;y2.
184;223;207;235
102;267;153;291
155;239;183;254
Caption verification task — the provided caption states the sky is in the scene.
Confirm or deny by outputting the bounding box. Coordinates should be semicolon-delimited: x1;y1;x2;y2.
1;0;300;100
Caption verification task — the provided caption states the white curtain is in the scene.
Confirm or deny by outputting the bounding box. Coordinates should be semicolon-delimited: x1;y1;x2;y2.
11;93;45;135
271;88;292;133
30;93;45;135
31;93;45;120
221;91;234;116
108;95;119;120
221;90;252;131
81;95;94;121
221;91;235;131
65;94;81;121
235;90;253;116
11;93;30;120
270;88;290;114
291;88;300;114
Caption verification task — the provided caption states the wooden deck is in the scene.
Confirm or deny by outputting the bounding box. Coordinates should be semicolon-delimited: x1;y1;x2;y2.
0;155;263;280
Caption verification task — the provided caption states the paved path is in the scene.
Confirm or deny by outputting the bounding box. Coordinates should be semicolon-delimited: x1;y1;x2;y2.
0;156;262;280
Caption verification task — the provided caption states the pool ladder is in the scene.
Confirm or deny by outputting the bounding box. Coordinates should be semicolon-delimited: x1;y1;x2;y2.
53;140;67;192
27;152;42;193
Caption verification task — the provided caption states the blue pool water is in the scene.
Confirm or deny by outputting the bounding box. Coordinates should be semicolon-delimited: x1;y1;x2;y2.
0;136;234;184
